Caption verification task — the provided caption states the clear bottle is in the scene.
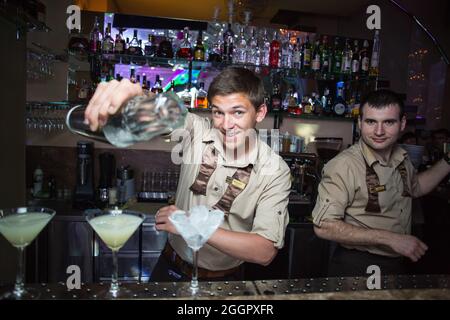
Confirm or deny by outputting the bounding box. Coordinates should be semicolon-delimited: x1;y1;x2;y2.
351;39;360;75
311;38;321;73
281;32;293;68
246;27;260;66
293;37;302;69
66;92;188;148
260;29;271;66
222;22;234;63
114;29;126;54
360;39;370;76
179;85;192;109
233;26;247;64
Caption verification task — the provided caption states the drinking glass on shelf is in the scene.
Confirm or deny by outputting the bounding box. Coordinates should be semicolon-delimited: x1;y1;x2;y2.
0;207;55;300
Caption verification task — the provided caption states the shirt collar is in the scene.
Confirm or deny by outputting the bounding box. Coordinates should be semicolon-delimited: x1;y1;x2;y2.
202;128;259;171
359;139;408;167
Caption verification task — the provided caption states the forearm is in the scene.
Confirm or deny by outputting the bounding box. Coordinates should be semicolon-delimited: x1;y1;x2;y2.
314;219;396;248
207;228;277;266
417;159;450;196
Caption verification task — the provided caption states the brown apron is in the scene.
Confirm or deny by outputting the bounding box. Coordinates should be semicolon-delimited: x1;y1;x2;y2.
189;143;253;216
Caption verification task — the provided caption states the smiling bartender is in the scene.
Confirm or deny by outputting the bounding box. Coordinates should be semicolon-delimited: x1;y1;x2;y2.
84;67;291;281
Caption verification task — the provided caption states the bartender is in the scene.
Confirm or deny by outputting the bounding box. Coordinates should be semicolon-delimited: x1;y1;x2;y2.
84;67;291;281
312;89;450;276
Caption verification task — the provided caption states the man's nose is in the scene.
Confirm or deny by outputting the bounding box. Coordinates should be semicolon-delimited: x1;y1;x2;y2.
375;123;385;136
223;114;235;129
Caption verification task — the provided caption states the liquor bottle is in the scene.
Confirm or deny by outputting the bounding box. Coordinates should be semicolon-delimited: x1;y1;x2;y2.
195;82;208;109
129;68;136;83
233;26;247;64
281;32;293;68
270;83;282;112
311;38;321;73
312;92;323;115
136;75;141;86
351;39;360;75
260;29;271;66
208;29;223;62
142;74;149;93
78;79;90;100
341;38;352;74
128;30;142;56
369;30;380;77
321;87;333;115
320;35;331;76
332;37;342;75
102;23;114;54
245;27;259;65
157;31;174;58
177;27;193;59
114;29;126;54
293;37;302;69
222;22;234;63
360;39;370;77
301;35;312;71
89;16;102;53
179;85;192;109
151;75;163;94
333;84;347;116
269;31;280;68
193;30;205;61
144;34;157;57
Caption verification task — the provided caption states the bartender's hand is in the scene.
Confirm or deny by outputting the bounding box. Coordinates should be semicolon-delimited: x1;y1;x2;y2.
155;205;180;235
388;234;428;262
84;79;144;132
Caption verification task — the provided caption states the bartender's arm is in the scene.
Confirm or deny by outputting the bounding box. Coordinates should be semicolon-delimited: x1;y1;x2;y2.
312;161;428;262
416;153;450;196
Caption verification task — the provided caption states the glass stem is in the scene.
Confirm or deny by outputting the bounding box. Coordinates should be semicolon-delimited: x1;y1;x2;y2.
14;247;25;297
190;249;199;293
110;249;119;295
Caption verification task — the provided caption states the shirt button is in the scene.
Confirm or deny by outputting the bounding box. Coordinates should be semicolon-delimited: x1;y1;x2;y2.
214;186;219;192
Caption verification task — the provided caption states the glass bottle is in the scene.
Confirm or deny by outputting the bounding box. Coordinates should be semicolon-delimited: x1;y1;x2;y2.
332;37;342;75
246;27;260;66
269;31;280;68
66;92;188;148
360;39;370;77
260;29;271;66
193;30;205;61
157;31;174;58
369;30;380;77
293;37;302;69
144;34;157;57
222;22;234;63
195;82;208;109
128;30;142;56
102;23;114;54
89;16;102;53
301;35;311;71
177;27;193;59
233;26;247;64
281;32;293;68
351;39;360;75
311;38;321;73
114;29;126;54
151;75;163;94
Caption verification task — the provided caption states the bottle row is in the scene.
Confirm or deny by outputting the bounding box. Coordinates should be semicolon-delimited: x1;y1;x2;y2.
68;16;381;80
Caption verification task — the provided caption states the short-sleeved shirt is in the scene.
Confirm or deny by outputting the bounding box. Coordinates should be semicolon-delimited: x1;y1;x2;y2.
168;113;291;271
312;139;421;257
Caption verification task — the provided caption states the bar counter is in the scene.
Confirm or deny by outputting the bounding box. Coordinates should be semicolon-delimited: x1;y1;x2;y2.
1;274;450;300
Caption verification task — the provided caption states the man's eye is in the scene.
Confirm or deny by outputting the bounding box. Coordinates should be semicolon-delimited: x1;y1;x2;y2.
235;111;243;116
213;111;223;116
365;120;375;125
385;120;396;126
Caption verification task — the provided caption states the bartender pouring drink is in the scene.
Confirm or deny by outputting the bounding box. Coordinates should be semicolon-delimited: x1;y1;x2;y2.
83;67;291;281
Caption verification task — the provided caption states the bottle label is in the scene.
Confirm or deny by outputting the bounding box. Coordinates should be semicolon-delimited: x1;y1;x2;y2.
303;49;311;66
194;49;205;61
312;55;321;70
352;60;360;73
361;57;369;71
115;42;124;53
371;53;379;67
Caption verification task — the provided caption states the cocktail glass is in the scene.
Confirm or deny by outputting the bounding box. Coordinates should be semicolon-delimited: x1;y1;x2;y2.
85;208;145;298
0;207;55;300
168;206;224;296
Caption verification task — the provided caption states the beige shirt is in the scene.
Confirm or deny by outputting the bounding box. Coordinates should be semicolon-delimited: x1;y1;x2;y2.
312;139;421;257
168;113;291;271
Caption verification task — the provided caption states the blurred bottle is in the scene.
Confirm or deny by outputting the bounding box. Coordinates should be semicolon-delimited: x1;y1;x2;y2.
89;16;103;53
369;30;381;77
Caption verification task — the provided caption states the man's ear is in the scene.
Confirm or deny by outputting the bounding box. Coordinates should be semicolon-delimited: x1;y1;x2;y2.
358;116;362;131
400;115;407;132
256;104;267;123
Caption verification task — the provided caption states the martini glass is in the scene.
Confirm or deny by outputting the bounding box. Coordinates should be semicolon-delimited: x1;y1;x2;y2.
85;208;145;298
168;206;224;296
0;207;55;300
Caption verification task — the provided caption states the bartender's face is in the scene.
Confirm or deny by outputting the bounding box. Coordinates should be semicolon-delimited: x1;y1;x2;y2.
358;103;406;154
211;93;267;154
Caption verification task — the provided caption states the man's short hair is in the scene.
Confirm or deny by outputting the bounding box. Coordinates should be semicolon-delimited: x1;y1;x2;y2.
359;89;405;119
207;67;265;109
